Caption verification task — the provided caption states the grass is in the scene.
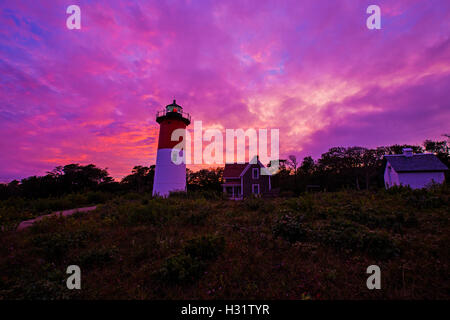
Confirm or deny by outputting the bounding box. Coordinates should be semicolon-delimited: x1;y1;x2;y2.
0;186;448;299
0;191;114;231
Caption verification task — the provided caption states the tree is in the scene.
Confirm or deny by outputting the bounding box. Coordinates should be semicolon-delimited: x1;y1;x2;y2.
300;156;316;175
423;139;449;169
59;164;113;192
187;167;223;191
423;139;448;155
286;155;299;191
121;165;155;192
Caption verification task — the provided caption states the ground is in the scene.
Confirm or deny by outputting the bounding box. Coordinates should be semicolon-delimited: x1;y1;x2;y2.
0;187;449;299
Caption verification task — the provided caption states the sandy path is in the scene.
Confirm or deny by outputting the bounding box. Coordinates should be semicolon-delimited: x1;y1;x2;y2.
16;206;97;231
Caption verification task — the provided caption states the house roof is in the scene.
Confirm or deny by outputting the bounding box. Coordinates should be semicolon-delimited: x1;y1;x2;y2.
385;154;448;172
223;163;248;178
224;155;272;178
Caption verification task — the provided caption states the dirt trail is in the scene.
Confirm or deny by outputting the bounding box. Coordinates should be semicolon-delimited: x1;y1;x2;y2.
16;206;97;231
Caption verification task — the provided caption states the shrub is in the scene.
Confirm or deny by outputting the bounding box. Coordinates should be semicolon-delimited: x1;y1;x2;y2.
363;232;400;260
272;213;309;243
407;194;445;209
279;191;295;197
184;208;209;226
183;235;225;260
127;205;158;225
317;220;400;260
184;190;223;200
155;254;205;284
3;268;74;300
345;211;400;230
168;191;188;198
297;195;316;212
405;212;419;227
86;191;110;204
123;192;143;201
31;229;93;261
244;196;265;211
317;220;365;249
385;185;413;195
78;246;116;268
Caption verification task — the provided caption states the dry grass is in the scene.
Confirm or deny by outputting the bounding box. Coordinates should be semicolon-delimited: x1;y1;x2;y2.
0;187;448;299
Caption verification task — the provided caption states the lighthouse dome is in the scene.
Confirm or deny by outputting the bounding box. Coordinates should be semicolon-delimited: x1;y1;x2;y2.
166;100;183;113
156;100;190;125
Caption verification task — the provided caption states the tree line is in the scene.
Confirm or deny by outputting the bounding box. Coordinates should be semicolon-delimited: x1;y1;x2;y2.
0;163;224;200
0;137;448;200
273;138;449;194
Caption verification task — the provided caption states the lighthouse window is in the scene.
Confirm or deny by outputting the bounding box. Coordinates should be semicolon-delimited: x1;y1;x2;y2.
252;168;259;179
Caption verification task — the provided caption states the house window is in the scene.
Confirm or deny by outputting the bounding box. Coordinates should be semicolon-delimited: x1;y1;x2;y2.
252;184;260;194
252;168;259;179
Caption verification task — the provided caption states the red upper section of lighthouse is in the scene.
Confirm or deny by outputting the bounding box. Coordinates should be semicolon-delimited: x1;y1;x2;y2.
156;100;191;149
157;120;187;149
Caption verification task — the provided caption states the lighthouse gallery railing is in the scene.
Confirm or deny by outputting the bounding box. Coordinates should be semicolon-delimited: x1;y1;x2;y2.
156;109;191;122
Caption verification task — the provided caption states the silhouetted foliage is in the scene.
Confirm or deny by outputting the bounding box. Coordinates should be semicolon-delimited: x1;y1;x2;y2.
186;167;223;192
0;164;117;200
1;138;448;203
272;139;449;194
121;165;155;192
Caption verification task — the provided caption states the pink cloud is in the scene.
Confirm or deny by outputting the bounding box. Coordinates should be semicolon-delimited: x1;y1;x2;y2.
0;0;449;181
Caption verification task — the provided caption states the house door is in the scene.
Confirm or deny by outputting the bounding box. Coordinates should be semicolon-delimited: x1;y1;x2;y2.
252;184;260;195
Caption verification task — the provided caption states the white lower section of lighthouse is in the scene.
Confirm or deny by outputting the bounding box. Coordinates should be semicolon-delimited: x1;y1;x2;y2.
152;148;186;197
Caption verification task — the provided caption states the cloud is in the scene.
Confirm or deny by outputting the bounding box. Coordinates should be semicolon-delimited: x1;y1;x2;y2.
0;0;449;181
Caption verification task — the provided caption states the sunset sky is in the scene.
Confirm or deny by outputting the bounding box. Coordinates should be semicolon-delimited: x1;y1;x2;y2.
1;0;449;181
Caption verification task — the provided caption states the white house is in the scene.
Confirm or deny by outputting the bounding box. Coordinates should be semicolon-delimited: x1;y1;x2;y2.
384;148;448;189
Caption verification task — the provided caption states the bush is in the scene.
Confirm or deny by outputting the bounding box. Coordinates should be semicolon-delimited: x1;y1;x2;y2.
3;268;74;300
168;191;188;198
183;235;225;260
317;220;399;260
184;208;209;226
182;190;224;200
78;247;116;268
86;191;110;204
363;232;400;260
345;211;405;231
155;254;205;284
407;193;446;209
244;196;265;211
405;212;419;227
31;229;93;261
272;213;309;243
127;205;158;225
317;220;365;249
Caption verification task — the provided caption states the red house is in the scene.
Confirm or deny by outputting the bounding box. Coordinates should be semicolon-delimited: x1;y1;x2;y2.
222;157;272;199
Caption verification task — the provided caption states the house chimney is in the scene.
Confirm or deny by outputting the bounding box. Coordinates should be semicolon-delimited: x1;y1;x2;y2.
403;148;413;157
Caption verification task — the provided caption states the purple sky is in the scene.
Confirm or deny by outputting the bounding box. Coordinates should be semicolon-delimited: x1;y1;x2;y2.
0;0;449;181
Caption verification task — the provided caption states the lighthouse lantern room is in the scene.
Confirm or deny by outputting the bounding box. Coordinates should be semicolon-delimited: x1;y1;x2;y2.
152;100;191;197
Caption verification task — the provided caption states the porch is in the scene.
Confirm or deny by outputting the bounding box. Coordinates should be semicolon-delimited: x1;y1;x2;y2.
222;184;243;200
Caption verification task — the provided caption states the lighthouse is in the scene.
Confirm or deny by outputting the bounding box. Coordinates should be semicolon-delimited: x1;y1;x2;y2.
152;100;191;197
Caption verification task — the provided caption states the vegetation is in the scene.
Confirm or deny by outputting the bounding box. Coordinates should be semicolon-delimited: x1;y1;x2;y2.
274;138;450;194
0;137;448;299
0;186;448;299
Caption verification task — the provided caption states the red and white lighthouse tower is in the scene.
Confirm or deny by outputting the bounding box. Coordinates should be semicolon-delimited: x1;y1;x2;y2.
152;100;191;197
